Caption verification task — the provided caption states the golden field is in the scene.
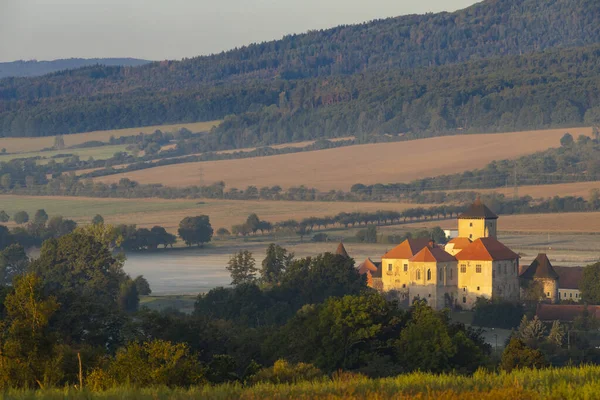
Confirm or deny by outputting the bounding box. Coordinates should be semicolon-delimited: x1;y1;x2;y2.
0;120;220;153
0;195;433;233
469;181;600;199
93;127;592;191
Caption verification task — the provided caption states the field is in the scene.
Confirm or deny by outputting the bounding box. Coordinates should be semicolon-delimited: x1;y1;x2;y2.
0;195;433;232
444;181;600;199
93;127;592;191
0;144;131;163
5;366;600;399
0;120;221;153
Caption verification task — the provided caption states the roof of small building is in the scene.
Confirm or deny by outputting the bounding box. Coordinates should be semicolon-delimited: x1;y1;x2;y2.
455;237;520;261
382;238;431;259
458;198;498;220
410;245;457;263
336;242;350;258
554;266;584;290
447;237;472;251
358;258;382;278
536;303;600;322
520;254;559;281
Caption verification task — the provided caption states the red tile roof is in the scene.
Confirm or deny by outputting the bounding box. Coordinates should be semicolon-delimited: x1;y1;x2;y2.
458;198;498;220
536;303;600;322
358;258;381;276
520;254;559;280
336;242;349;258
382;238;430;259
455;237;520;261
554;266;584;290
410;246;457;263
447;237;472;250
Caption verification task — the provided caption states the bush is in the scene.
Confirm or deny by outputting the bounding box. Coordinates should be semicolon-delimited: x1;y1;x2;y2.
311;233;329;242
501;338;548;372
250;359;324;384
13;211;29;225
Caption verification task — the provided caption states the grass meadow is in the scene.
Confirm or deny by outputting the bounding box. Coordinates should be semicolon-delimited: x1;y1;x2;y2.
0;144;131;163
0;120;221;154
3;366;600;399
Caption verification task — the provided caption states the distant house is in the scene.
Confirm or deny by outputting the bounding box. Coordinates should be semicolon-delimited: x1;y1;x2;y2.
554;266;584;302
536;303;600;322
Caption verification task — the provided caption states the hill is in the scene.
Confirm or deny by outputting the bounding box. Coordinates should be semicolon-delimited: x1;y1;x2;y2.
1;0;600;139
0;58;150;78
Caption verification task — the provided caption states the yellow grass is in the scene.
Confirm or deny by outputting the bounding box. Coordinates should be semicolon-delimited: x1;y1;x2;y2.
93;128;592;191
0;120;221;153
0;195;432;233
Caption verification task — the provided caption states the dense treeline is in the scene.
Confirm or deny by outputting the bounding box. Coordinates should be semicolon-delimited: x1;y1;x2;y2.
1;0;600;138
0;58;150;79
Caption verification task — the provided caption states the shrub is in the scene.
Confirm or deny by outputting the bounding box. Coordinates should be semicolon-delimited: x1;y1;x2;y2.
311;233;329;242
250;359;324;384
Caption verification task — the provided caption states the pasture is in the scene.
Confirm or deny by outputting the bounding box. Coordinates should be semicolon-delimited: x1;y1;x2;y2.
92;127;592;191
0;144;130;163
0;120;221;153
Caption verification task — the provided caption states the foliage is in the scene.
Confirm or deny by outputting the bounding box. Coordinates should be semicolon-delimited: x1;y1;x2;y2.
501;337;548;372
473;299;524;329
0;244;29;285
178;216;213;247
13;211;29;225
261;244;294;285
91;214;104;225
33;209;49;225
580;262;600;304
134;275;152;295
250;359;324;385
0;210;9;222
356;226;377;243
226;250;257;286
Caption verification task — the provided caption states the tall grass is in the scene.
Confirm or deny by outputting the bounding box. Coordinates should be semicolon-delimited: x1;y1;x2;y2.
3;365;600;399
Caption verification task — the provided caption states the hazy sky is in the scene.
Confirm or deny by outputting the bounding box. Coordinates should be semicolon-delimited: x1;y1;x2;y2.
1;0;479;62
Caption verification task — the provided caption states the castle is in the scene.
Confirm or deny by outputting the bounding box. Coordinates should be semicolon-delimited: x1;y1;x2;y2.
360;199;521;310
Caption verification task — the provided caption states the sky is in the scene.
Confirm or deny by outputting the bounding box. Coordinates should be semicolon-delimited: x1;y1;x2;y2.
0;0;479;62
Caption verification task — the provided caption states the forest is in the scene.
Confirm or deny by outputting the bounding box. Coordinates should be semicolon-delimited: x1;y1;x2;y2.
1;0;600;139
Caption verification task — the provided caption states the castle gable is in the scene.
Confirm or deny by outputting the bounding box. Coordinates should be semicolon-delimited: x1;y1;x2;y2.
410;246;456;263
382;238;430;259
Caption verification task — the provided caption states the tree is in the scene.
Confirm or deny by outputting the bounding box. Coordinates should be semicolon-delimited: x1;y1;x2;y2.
0;211;9;223
33;209;48;225
356;225;377;243
500;337;547;372
0;244;28;285
216;228;230;237
107;340;204;387
92;214;104;225
226;250;257;285
13;211;29;225
134;275;152;295
47;216;77;238
261;244;294;285
580;262;600;304
560;132;574;147
53;134;65;150
178;215;213;247
0;273;60;389
246;214;261;234
29;231;129;348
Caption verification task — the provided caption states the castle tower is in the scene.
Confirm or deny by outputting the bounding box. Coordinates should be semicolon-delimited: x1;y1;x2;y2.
519;253;559;304
457;198;498;240
335;242;350;258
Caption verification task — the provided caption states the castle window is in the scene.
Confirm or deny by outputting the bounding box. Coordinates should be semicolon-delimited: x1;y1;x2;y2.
403;264;408;272
477;286;480;291
427;269;431;281
428;294;431;298
439;269;443;281
469;222;473;227
547;292;550;297
416;270;421;280
576;293;579;298
463;296;467;303
460;264;466;273
564;293;566;298
476;264;482;273
402;284;406;288
570;293;573;298
450;268;453;279
469;234;473;239
388;264;393;272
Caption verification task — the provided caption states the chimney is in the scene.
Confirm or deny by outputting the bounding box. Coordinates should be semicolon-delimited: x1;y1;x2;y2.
428;239;435;248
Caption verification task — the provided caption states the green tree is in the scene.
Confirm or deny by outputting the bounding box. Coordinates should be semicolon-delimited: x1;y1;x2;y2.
33;209;48;225
560;132;574;147
29;231;128;348
261;244;294;285
580;262;600;304
0;273;60;389
0;211;9;223
500;337;548;372
118;279;139;313
107;340;204;387
216;227;230;237
0;244;28;285
178;215;213;247
91;214;104;225
0;174;11;189
13;211;29;225
246;214;261;234
356;225;377;243
226;250;257;285
134;275;152;295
